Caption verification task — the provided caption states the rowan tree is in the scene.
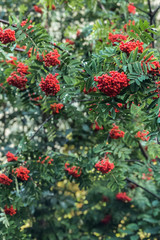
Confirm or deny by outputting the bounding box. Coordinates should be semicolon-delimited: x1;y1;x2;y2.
0;0;160;239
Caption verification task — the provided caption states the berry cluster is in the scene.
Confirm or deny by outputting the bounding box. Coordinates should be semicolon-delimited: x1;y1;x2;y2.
142;55;160;75
114;103;123;113
142;168;153;180
95;158;114;174
76;30;81;38
101;215;112;224
94;71;129;97
123;20;135;32
7;71;28;90
40;73;60;96
34;5;43;14
116;192;132;202
0;28;16;44
16;45;26;50
128;3;136;14
91;121;103;131
65;163;82;178
44;50;61;67
27;47;33;58
7;60;29;90
50;4;56;10
29;94;43;105
109;124;125;139
6;56;17;66
0;174;12;185
83;87;97;94
135;130;150;141
21;19;33;30
14;166;30;181
4;205;16;216
102;196;109;202
37;156;54;165
0;28;3;41
65;38;75;45
17;62;29;75
50;103;64;114
34;4;56;13
120;40;143;54
6;152;18;162
108;33;128;45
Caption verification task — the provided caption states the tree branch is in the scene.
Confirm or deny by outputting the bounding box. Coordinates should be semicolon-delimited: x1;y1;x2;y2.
153;5;160;17
147;0;152;15
135;6;149;15
125;159;142;163
16;115;53;155
126;177;160;200
2;45;25;52
0;18;67;54
97;1;111;25
28;115;53;142
0;19;17;27
138;141;149;160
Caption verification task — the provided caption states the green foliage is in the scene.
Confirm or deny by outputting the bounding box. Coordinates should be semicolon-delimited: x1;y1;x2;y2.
0;0;160;239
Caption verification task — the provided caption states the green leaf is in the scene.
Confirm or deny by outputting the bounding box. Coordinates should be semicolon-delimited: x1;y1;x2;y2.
121;52;127;65
132;47;138;62
142;62;148;74
128;51;134;63
63;75;72;84
143;51;154;62
9;16;13;25
138;49;149;61
128;64;133;73
133;62;140;74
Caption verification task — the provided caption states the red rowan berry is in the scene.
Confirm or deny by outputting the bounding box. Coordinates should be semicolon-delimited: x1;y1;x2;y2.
0;174;12;185
4;205;16;216
40;73;60;96
116;192;132;202
109;124;125;139
15;166;30;181
128;3;136;14
135;130;149;141
7;72;28;90
2;29;16;44
34;5;43;14
120;40;143;54
6;152;18;162
65;163;82;178
101;215;112;224
108;33;128;45
50;103;64;114
95;159;114;174
44;50;60;67
94;71;129;97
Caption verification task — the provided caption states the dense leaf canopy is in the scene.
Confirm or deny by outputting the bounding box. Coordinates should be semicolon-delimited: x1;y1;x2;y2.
0;0;160;239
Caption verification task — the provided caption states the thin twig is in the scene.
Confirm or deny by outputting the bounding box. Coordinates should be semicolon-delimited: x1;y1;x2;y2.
153;5;160;17
0;18;68;54
98;1;111;25
0;19;17;27
148;0;152;15
126;177;160;200
138;141;149;160
125;159;142;162
135;6;149;15
16;115;53;155
2;45;25;52
29;115;53;142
